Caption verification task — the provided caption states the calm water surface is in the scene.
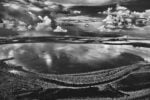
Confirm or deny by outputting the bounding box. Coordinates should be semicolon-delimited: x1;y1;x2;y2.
0;43;149;74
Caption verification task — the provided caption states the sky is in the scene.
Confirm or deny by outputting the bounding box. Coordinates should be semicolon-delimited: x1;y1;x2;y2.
48;0;121;6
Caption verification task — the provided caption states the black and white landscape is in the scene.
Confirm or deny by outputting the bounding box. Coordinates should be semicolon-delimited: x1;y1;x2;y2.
0;0;150;100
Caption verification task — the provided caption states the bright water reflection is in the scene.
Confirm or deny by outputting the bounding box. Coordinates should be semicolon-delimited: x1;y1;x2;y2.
0;43;149;74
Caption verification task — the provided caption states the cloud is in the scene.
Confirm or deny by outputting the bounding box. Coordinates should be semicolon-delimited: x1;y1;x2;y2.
48;0;118;6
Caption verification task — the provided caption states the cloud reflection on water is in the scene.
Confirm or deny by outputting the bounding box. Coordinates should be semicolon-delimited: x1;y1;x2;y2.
0;43;148;74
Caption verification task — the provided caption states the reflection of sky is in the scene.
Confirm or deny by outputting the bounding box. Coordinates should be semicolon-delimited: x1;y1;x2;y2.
0;43;149;74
